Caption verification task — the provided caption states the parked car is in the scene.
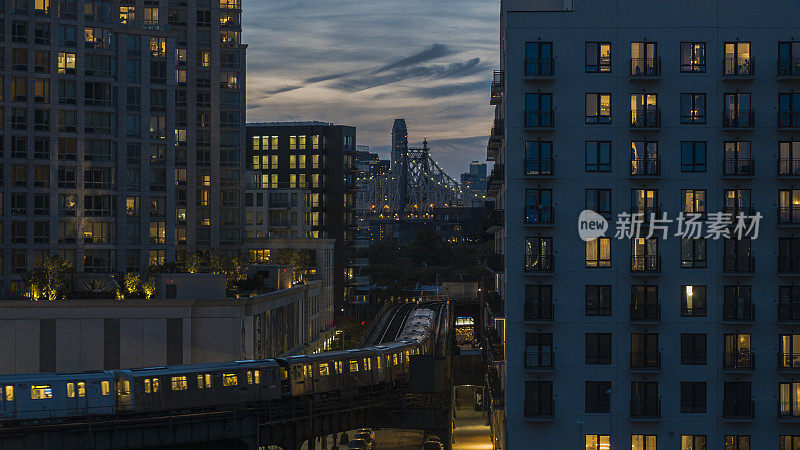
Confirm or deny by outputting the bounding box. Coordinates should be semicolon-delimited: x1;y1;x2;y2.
353;430;375;448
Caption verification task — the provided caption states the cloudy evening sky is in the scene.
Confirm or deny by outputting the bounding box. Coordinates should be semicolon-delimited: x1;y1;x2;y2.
242;0;499;177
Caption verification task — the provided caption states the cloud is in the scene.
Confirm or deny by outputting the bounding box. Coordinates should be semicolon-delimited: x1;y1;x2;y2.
410;80;487;99
372;43;454;73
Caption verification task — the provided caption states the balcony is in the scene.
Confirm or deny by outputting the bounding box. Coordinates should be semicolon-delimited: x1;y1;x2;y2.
630;109;661;129
721;206;755;219
779;302;800;321
524;255;554;274
778;401;800;421
487;165;504;195
630;399;661;419
524;111;554;130
524;206;554;225
525;157;554;177
723;57;755;78
779;159;800;178
629;302;661;322
630;351;661;370
490;70;503;105
630;157;661;177
487;209;504;232
524;302;554;322
722;301;755;322
723;110;755;129
778;111;800;129
524;58;555;79
486;367;504;410
778;208;800;226
722;255;755;274
723;351;755;370
524;349;554;370
631;255;661;274
778;58;800;78
778;256;800;275
778;352;800;371
490;120;504;141
723;400;755;420
722;158;755;177
630;58;661;78
485;252;504;273
523;401;554;420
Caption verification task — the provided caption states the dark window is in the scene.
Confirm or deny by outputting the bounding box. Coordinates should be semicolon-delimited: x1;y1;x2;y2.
524;41;553;76
779;42;800;76
585;381;611;413
524;333;553;369
525;141;553;176
681;141;707;172
680;93;706;123
524;93;553;127
724;93;753;127
630;285;659;321
723;285;754;321
585;285;611;316
524;381;553;417
630;333;659;369
779;93;800;128
681;333;706;365
585;333;611;365
779;286;800;321
525;189;553;224
585;42;612;73
525;237;553;272
525;285;553;321
680;239;706;269
585;189;611;219
630;381;659;416
585;141;611;172
680;42;706;72
723;382;752;418
681;382;706;413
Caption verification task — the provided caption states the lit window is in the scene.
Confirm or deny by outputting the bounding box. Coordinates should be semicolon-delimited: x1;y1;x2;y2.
247;371;253;384
118;380;130;396
312;135;320;149
205;374;211;388
632;434;657;450
223;373;238;386
349;360;359;372
364;358;371;371
57;53;76;74
254;370;260;384
119;6;135;24
67;382;75;398
171;376;188;391
144;379;151;393
5;386;13;401
585;435;610;450
77;382;85;397
31;385;53;399
101;381;110;396
319;363;330;376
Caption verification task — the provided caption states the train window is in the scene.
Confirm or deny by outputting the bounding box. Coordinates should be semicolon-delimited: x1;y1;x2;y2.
393;354;398;365
30;385;53;399
222;373;238;387
376;356;382;369
334;361;343;374
364;358;371;371
77;382;85;397
254;370;260;384
145;378;160;393
153;378;160;392
405;351;410;362
4;386;13;402
319;363;330;376
292;366;303;379
205;374;211;388
280;368;288;380
305;365;312;378
67;383;75;398
170;376;188;391
144;379;151;393
247;371;253;384
118;380;130;396
349;360;359;372
101;381;110;396
197;375;204;389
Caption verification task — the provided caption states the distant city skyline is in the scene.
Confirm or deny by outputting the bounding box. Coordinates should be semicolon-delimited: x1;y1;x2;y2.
242;0;499;176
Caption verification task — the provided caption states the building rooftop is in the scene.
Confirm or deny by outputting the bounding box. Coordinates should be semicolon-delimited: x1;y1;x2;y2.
247;121;334;127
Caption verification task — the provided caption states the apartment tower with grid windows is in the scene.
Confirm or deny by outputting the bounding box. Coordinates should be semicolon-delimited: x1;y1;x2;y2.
489;1;800;449
0;0;246;293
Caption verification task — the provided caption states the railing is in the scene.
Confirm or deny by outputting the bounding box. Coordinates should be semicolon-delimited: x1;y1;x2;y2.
490;70;503;105
631;255;660;273
630;399;661;418
524;302;554;321
779;352;800;370
778;256;800;273
778;58;800;77
778;208;800;225
524;58;555;77
722;255;755;273
630;57;661;76
630;351;661;369
630;109;661;128
630;157;660;176
629;206;662;222
778;400;800;419
723;56;755;76
723;110;755;128
723;400;755;419
681;305;707;317
779;158;800;177
524;255;554;273
779;302;800;321
629;302;660;321
722;301;755;321
490;120;504;138
723;158;755;176
523;401;554;418
778;111;800;128
524;206;554;224
723;351;755;369
524;111;554;128
524;349;554;369
721;206;755;218
487;209;504;229
525;157;554;176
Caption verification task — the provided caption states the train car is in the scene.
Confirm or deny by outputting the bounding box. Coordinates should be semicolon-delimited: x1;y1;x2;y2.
116;360;280;414
0;371;116;421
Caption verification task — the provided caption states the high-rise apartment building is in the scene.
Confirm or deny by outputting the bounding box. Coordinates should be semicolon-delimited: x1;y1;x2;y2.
461;161;487;207
0;0;246;294
491;1;800;448
245;122;357;309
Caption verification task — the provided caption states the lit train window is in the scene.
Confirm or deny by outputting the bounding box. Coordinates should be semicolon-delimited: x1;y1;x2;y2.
153;378;159;392
101;381;110;396
77;382;85;397
31;385;53;399
364;358;371;371
293;366;304;379
334;361;343;374
254;370;260;384
170;376;188;391
222;373;238;386
349;360;359;372
376;357;382;369
393;354;398;365
280;368;288;380
405;351;410;362
67;383;75;398
305;365;312;377
205;374;211;387
197;375;204;389
144;379;151;393
118;380;130;396
4;386;13;402
319;363;330;376
247;371;253;384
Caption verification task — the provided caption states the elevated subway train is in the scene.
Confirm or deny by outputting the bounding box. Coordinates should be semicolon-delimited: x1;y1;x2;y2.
0;307;437;422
